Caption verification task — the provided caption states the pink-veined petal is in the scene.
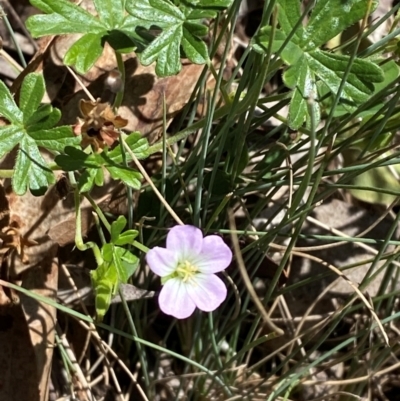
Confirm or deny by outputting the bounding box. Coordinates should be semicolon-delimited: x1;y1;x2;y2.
159;278;196;319
166;225;203;259
146;247;178;277
191;235;232;273
188;273;227;312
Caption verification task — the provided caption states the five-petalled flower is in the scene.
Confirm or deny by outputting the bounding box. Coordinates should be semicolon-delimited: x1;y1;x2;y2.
146;225;232;319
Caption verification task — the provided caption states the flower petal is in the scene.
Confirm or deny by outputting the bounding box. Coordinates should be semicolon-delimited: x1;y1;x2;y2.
191;236;232;273
146;247;178;277
188;273;227;312
166;225;203;259
159;278;196;319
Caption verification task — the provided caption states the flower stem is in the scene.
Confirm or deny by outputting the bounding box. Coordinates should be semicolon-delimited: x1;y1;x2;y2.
113;52;125;111
74;188;103;266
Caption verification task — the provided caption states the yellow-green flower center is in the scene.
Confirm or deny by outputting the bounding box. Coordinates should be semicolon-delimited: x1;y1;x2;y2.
161;260;200;284
175;260;198;282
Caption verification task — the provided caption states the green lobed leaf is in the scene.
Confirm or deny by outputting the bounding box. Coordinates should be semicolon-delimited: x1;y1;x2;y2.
181;26;208;64
113;246;139;282
0;126;24;159
126;0;184;28
0;80;23;124
302;0;378;51
107;165;142;189
25;105;60;129
126;0;221;76
78;168;98;193
111;216;127;243
13;136;54;196
20;73;45;123
283;55;319;129
114;230;138;246
252;26;303;65
306;50;384;104
64;33;104;74
29;126;80;152
55;147;101;170
91;262;118;320
107;133;150;162
139;25;182;75
27;0;104;37
92;0;125;29
276;0;304;43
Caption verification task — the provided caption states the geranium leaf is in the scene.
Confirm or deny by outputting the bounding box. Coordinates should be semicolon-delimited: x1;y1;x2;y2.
0;80;22;124
30;126;80;152
114;230;138;246
92;0;126;29
302;0;379;51
113;246;139;282
13;136;55;196
64;33;104;74
253;0;384;128
107;133;150;162
27;0;104;36
20;73;45;123
111;216;127;243
0;73;79;195
126;0;231;76
107;165;142;189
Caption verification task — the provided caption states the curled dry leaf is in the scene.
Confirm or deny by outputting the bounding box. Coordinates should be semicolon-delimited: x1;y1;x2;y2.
74;99;128;151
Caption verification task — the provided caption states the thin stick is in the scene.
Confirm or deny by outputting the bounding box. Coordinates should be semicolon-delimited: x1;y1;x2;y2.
228;210;284;336
121;137;184;226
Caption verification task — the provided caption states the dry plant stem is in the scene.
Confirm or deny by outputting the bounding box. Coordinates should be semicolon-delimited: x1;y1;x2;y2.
76;319;150;401
279;248;389;346
67;66;96;101
2;0;37;50
303;214;400;269
0;49;23;72
228;210;284;336
302;359;400;386
56;325;96;401
121;137;184;225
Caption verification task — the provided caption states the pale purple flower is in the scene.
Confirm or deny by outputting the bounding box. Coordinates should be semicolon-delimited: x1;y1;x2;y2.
146;225;232;319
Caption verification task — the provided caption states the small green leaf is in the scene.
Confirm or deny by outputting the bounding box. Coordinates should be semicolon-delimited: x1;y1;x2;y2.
252;27;303;65
111;216;127;243
64;33;104;74
283;55;319;129
113;246;139;281
55;147;100;170
114;230;139;246
181;26;208;64
92;243;139;319
0;81;23;124
107;165;142;189
302;0;378;51
107;133;149;162
27;0;104;36
13;136;54;196
139;25;182;75
30;126;80;152
91;261;118;320
92;0;125;29
20;73;45;123
276;0;304;42
307;50;384;104
0;126;24;159
78;168;98;193
25;105;59;129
